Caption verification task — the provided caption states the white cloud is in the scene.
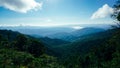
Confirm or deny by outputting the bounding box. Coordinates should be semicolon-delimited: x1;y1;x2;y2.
91;4;114;19
0;0;43;13
72;26;83;30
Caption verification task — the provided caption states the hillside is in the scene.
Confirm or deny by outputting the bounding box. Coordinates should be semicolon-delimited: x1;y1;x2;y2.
49;29;116;60
71;27;105;36
52;28;120;68
0;27;106;42
0;28;120;68
0;29;64;68
0;26;74;37
39;37;70;47
47;27;105;41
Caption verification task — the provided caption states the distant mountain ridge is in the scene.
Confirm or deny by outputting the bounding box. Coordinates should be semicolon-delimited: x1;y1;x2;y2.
0;26;106;42
50;29;115;57
0;28;119;68
47;27;105;41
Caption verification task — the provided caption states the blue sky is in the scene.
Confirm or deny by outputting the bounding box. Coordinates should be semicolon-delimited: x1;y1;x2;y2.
0;0;117;26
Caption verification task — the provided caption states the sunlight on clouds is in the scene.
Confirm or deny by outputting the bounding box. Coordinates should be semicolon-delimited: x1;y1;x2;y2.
91;4;114;19
0;0;43;13
72;26;83;30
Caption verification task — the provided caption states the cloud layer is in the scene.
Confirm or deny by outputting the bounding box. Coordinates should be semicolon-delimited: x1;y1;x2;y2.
91;4;113;19
0;0;42;13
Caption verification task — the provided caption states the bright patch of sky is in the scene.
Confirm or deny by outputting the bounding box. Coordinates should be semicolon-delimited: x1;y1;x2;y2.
0;0;117;26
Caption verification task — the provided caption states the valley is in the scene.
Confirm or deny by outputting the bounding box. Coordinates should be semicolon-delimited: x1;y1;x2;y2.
0;25;119;68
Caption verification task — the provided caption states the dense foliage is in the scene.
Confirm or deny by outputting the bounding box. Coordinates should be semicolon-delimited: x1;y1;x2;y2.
0;30;64;68
62;29;120;68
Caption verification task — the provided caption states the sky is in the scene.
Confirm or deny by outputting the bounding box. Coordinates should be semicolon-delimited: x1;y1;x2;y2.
0;0;117;26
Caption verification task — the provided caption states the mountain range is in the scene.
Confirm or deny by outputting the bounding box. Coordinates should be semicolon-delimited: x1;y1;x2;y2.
0;27;119;68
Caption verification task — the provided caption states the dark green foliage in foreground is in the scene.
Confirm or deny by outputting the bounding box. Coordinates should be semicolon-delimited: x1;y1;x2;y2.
28;39;45;57
0;30;64;68
0;49;64;68
58;29;120;68
0;31;45;57
0;28;120;68
85;29;120;68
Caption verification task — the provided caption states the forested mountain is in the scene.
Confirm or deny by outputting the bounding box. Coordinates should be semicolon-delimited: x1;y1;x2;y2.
71;27;105;36
50;29;115;56
69;28;120;68
38;37;70;56
0;26;106;41
0;27;120;68
39;37;70;47
51;28;120;68
47;27;105;41
0;30;64;68
0;26;74;37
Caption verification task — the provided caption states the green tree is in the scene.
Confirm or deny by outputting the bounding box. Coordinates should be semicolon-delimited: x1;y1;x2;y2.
14;34;28;51
112;0;120;28
28;39;45;57
0;49;34;68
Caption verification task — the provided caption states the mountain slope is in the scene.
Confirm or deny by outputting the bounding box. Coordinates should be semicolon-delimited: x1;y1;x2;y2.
51;29;115;57
59;28;120;68
0;29;64;68
71;27;105;36
47;27;105;41
39;37;70;47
